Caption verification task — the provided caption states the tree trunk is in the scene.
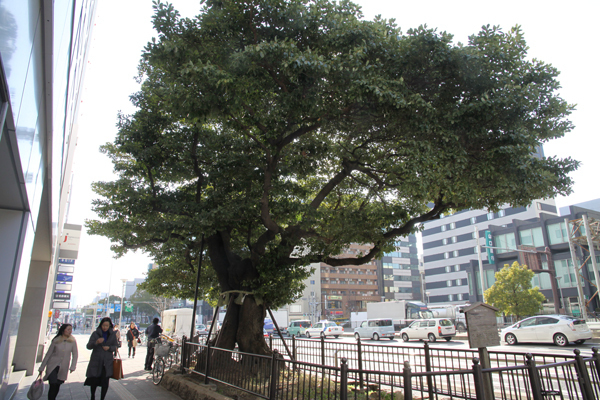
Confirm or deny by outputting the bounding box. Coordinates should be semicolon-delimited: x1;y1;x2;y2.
207;232;272;355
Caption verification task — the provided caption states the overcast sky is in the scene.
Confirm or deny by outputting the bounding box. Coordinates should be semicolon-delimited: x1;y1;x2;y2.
69;0;599;306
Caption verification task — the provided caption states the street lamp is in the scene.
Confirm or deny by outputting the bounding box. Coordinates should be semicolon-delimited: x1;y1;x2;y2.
556;276;566;312
426;291;431;304
119;279;127;326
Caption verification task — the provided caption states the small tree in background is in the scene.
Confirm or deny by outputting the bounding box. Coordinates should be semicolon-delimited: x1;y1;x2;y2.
484;261;546;320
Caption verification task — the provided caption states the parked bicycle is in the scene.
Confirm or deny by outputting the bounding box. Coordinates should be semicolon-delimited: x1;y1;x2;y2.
151;336;181;385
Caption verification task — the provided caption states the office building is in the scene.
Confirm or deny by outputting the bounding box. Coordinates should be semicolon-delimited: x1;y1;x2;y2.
0;1;97;397
376;235;421;301
422;199;558;304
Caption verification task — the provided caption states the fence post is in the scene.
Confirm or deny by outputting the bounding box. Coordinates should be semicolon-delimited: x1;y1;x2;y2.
592;347;600;382
402;361;412;400
204;342;211;385
269;333;273;349
292;335;296;362
574;349;594;400
269;350;280;400
180;336;186;374
424;342;433;400
525;354;543;400
356;336;364;389
340;358;348;400
472;357;486;400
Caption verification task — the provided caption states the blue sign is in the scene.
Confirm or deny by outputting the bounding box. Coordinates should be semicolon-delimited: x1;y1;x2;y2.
484;230;495;264
57;274;73;282
115;304;121;312
58;259;75;265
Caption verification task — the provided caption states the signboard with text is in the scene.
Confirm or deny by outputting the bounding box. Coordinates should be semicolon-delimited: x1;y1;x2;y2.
484;230;495;264
54;293;71;300
57;273;73;282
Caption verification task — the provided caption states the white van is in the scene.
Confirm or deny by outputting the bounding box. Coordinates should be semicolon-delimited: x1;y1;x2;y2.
353;318;395;340
400;318;456;342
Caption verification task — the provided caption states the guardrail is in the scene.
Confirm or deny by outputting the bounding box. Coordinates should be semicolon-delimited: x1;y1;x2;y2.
179;336;600;400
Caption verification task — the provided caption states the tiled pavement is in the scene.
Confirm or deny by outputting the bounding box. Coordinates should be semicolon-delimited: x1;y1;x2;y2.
13;332;182;400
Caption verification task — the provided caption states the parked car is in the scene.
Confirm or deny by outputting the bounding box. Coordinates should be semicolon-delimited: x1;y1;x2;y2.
501;315;592;347
354;318;395;341
305;321;344;338
195;324;208;335
400;318;456;342
287;320;312;337
263;328;269;338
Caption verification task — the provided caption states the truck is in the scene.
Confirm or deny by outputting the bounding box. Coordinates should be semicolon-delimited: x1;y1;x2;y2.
161;308;194;337
264;309;289;333
428;304;469;331
366;301;433;331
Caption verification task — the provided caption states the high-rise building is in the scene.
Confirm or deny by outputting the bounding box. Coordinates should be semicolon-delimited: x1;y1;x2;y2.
421;199;558;304
0;1;97;396
320;243;381;320
376;235;420;301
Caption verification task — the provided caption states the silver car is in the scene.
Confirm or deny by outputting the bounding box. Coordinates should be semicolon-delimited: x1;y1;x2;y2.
501;315;591;347
400;318;456;342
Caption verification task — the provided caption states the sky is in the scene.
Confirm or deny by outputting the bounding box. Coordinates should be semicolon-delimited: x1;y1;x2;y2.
69;0;600;307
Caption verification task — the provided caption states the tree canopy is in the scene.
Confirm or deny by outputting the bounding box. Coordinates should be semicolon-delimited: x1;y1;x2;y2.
87;0;577;352
484;261;546;319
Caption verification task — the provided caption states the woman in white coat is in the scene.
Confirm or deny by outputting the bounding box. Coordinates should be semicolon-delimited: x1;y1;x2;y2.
38;323;78;400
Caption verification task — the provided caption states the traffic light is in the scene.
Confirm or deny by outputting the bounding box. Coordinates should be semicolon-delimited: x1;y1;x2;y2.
48;311;53;318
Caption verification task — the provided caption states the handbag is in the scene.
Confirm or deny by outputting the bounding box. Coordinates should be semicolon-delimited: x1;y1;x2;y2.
112;351;124;380
137;337;141;344
27;373;44;400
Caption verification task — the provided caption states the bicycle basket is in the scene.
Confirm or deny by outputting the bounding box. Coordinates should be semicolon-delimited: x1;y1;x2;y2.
155;344;171;357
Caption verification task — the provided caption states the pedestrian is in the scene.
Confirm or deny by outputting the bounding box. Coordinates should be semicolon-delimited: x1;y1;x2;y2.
144;317;163;371
113;324;122;356
84;317;119;400
126;322;140;358
38;324;78;400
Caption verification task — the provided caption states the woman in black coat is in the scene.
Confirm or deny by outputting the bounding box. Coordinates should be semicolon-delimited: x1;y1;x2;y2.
126;322;140;358
84;317;119;400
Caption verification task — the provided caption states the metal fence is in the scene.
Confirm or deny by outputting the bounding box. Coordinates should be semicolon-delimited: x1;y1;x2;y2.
179;337;600;400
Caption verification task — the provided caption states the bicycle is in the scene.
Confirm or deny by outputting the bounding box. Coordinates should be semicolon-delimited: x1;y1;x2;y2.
151;338;180;385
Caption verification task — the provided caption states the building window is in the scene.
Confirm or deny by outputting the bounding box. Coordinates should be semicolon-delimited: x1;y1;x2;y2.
311;291;315;297
457;293;463;301
442;238;448;245
449;222;456;230
519;227;544;247
441;224;447;232
456;279;461;286
547;222;568;245
498;209;506;217
470;216;477;225
448;294;454;301
310;280;315;285
495;233;516;254
444;252;450;259
487;212;495;220
445;266;451;273
452;236;457;243
453;250;459;257
447;280;453;287
454;264;460;272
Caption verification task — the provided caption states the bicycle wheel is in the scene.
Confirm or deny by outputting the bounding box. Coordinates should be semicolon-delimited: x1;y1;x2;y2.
152;358;165;385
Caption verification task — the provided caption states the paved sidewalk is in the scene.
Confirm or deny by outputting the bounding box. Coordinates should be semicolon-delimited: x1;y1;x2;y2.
13;333;182;400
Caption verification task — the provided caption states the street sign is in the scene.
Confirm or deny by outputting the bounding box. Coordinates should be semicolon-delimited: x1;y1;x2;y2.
125;304;133;312
54;293;71;300
114;304;121;312
57;265;74;273
56;274;73;282
53;302;69;309
58;258;75;265
55;283;72;291
54;310;61;318
484;230;495;264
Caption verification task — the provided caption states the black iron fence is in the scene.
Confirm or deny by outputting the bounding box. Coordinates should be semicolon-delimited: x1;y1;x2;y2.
179;337;600;400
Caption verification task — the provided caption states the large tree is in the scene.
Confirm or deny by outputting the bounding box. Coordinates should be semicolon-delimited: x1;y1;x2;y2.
87;0;577;354
484;262;546;320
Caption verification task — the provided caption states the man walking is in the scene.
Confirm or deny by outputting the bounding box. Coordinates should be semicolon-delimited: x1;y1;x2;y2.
144;317;163;371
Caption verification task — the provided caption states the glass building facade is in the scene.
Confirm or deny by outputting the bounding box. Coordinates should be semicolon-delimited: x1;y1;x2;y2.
0;1;97;397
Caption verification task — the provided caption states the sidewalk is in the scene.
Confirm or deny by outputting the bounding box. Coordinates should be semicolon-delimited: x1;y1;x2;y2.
13;332;182;400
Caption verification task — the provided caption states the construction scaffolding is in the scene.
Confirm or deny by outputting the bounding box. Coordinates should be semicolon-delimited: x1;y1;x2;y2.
566;215;600;320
